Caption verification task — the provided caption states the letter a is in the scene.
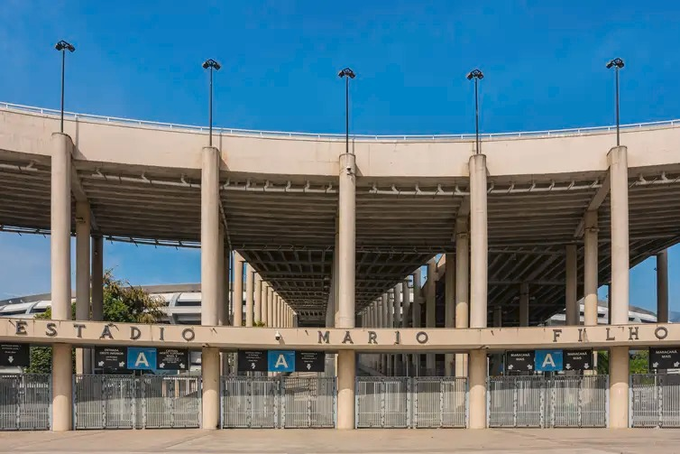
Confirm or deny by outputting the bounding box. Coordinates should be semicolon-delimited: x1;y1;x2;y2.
542;353;555;368
135;352;150;368
275;354;288;368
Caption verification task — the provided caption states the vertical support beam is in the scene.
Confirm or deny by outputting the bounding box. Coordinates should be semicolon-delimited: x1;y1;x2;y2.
337;151;356;429
217;227;225;326
519;283;529;327
657;249;669;323
584;210;599;327
381;293;389;374
400;280;410;374
267;287;274;328
469;154;488;329
232;253;244;327
387;289;394;376
412;271;422;375
91;235;104;323
51;132;73;432
425;259;437;372
224;247;231;325
455;220;469;378
445;253;455;376
75;202;91;375
201;146;220;430
254;273;262;325
608;145;629;428
261;283;269;326
245;266;254;327
565;244;578;325
468;349;487;429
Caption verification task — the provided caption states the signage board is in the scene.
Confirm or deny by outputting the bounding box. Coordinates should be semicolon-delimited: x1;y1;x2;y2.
268;350;295;373
238;350;268;372
295;351;324;372
649;348;680;370
0;343;29;367
157;348;189;371
563;349;593;371
95;346;127;371
535;349;563;372
127;347;157;371
506;351;535;372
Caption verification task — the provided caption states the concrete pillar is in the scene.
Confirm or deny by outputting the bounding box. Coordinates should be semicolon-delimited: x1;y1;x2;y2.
261;283;269;326
254;273;262;325
91;235;104;322
75;202;91;375
232;253;244;327
223;247;231;325
455;219;469;378
608;146;630;428
245;266;254;327
201;146;221;429
387;289;394;375
425;259;437;372
657;249;669;323
565;244;578;325
468;349;487;429
445;253;455;376
584;211;599;327
216;227;225;326
337;350;356;429
380;293;388;374
268;287;274;328
51;133;73;432
412;271;422;374
519;283;529;327
469;154;488;329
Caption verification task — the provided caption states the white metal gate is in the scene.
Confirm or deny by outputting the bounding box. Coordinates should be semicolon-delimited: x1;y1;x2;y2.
355;377;410;428
412;377;467;428
0;374;51;431
281;377;336;428
74;375;200;429
631;373;680;428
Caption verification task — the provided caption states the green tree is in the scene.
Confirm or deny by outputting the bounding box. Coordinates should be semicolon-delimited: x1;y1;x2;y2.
26;271;163;374
596;350;649;375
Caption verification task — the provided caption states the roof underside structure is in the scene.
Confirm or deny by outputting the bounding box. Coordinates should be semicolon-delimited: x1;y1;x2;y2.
2;106;680;326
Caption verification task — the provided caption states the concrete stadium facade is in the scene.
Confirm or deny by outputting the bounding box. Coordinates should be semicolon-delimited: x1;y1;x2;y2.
0;103;679;431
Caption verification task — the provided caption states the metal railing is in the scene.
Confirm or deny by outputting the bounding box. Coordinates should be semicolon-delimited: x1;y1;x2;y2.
2;101;679;142
0;374;51;431
412;377;467;428
73;375;200;429
631;373;680;428
488;375;608;428
221;376;336;428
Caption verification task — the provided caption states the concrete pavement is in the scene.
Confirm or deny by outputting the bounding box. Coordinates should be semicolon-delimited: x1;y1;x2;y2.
1;429;679;453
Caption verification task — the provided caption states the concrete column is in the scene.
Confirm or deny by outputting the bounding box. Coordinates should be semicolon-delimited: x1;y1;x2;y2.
261;283;269;326
608;146;630;428
584;211;599;326
519;283;529;327
657;249;669;323
232;253;244;326
445;253;455;376
224;247;231;325
455;220;469;378
337;350;356;430
387;290;394;375
380;293;388;374
202;347;220;429
469;154;488;329
425;259;437;372
468;349;487;429
412;271;422;374
91;235;104;322
565;244;578;325
245;266;254;327
51;133;73;432
254;273;262;325
267;287;274;328
75;202;91;375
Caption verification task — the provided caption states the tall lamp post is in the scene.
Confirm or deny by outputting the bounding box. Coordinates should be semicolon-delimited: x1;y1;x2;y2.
606;58;625;146
55;40;75;134
466;69;484;155
202;59;221;147
338;68;356;155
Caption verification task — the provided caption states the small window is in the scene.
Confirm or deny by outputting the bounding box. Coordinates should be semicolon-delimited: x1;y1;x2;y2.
175;300;201;307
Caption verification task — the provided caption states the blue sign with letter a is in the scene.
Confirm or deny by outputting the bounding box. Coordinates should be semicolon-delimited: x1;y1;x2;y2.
535;349;563;372
127;347;157;370
268;350;295;372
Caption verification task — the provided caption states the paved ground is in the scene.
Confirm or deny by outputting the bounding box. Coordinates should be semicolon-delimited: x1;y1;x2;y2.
1;429;679;453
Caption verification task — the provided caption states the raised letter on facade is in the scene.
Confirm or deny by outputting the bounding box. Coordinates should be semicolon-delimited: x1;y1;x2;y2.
318;330;330;344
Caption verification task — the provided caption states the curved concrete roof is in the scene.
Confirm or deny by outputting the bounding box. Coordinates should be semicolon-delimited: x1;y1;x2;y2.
2;103;680;325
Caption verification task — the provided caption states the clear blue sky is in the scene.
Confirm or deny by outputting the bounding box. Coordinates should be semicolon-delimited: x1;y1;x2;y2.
0;1;679;315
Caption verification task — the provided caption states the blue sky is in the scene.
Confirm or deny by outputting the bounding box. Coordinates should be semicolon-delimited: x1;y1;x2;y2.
0;1;679;314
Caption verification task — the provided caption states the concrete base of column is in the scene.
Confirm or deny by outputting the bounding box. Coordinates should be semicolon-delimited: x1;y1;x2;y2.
609;346;629;428
201;347;220;430
468;350;487;429
337;350;356;430
52;343;73;431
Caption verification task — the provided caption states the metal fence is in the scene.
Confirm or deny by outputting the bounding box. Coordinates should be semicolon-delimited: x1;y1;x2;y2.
0;374;51;431
488;375;608;428
355;377;467;429
73;375;200;429
631;374;680;428
222;376;336;428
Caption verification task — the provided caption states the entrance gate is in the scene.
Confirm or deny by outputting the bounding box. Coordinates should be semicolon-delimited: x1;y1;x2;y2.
355;377;467;428
488;375;608;428
631;374;680;428
73;375;201;429
221;376;336;428
0;374;51;431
